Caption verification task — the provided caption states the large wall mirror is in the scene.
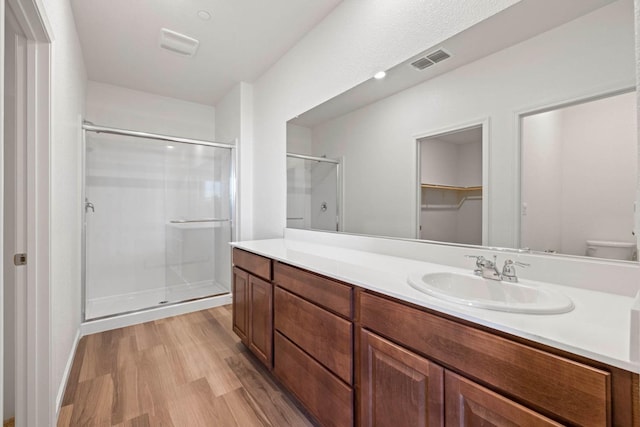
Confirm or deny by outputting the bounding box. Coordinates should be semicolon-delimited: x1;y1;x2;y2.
286;0;639;262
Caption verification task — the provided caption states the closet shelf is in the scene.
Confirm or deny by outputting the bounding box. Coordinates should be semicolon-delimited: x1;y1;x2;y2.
421;184;482;191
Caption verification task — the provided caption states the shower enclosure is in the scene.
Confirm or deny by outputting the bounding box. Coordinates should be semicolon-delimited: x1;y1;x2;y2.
286;153;340;232
82;123;234;320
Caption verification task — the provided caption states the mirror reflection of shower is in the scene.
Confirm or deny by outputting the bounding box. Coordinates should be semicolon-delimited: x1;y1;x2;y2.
83;124;234;320
286;153;340;232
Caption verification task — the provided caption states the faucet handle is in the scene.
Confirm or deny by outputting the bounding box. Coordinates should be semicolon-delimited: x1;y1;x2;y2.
508;260;529;268
502;259;529;282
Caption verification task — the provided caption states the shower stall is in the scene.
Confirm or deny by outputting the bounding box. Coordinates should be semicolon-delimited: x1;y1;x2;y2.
82;123;235;320
286;153;340;232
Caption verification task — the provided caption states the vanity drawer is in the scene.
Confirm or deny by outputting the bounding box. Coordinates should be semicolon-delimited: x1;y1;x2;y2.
275;286;353;384
232;248;272;281
360;292;611;427
274;261;353;319
274;332;353;427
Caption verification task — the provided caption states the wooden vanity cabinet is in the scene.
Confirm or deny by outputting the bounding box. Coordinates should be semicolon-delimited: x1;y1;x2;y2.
232;249;273;368
444;371;563;426
360;329;444;427
273;261;355;427
359;291;626;427
360;329;563;427
231;249;639;427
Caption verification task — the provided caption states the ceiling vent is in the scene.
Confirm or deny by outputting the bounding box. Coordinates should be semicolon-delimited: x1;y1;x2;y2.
410;57;435;70
159;28;199;56
410;48;451;70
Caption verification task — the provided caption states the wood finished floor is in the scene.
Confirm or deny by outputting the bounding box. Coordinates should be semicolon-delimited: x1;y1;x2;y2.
58;305;317;427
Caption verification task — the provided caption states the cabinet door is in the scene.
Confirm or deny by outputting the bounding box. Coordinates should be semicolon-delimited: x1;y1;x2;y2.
232;267;249;344
360;330;444;427
249;275;273;367
445;371;563;426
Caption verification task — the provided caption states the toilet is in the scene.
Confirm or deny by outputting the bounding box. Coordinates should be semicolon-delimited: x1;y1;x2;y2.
585;240;637;261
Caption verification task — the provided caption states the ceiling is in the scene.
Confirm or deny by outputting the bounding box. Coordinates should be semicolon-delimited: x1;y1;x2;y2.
291;0;616;128
70;0;343;106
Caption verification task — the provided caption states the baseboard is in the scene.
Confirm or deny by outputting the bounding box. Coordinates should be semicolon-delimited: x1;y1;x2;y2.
80;293;232;336
55;328;81;419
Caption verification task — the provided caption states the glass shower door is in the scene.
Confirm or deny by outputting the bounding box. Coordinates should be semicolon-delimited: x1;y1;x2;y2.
84;133;232;320
164;143;232;304
286;155;339;231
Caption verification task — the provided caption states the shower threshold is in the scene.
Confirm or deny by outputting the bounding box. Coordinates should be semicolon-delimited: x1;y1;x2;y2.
85;280;229;320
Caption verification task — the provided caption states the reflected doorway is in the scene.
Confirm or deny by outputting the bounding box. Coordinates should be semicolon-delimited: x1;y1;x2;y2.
417;125;484;245
520;90;638;259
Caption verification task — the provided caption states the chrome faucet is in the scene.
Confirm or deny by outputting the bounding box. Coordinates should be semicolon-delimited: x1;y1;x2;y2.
466;255;529;282
465;255;501;281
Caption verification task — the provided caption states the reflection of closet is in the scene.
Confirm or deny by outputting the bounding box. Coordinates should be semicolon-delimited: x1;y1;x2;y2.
421;184;482;210
419;126;483;245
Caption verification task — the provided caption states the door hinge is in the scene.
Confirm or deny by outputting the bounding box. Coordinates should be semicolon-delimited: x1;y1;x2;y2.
14;253;27;266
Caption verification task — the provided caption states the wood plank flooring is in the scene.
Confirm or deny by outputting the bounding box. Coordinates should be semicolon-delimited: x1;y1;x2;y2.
58;305;317;427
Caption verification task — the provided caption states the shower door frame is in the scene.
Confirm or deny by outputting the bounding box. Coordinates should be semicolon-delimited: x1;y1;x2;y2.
80;122;237;322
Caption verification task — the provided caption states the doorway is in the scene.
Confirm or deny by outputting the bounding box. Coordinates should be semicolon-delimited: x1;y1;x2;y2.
520;90;637;258
417;125;484;245
2;0;52;425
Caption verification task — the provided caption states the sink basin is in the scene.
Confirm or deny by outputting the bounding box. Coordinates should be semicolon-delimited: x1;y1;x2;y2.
407;272;574;314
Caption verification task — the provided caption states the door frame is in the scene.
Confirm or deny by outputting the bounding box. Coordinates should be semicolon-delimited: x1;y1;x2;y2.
1;0;52;425
413;118;490;244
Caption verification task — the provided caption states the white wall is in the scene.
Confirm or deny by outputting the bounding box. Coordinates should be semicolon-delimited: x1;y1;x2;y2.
421;139;459;186
40;0;88;418
86;81;215;139
287;123;312;155
303;1;634;246
251;0;522;240
521;110;563;252
215;82;254;241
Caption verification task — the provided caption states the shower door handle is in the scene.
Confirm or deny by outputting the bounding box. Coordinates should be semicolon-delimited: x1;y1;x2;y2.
85;198;95;213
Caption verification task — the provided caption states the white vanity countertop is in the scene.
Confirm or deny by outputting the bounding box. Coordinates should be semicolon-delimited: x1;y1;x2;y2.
231;238;640;373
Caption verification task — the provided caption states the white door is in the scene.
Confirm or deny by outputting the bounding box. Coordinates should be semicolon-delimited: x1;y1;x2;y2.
3;4;28;423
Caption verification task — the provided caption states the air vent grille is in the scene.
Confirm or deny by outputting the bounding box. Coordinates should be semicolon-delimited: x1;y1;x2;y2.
426;49;450;63
411;57;434;70
410;48;451;71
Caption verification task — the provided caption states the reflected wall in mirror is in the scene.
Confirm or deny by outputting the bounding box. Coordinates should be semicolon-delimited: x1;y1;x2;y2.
521;90;638;260
286;0;639;261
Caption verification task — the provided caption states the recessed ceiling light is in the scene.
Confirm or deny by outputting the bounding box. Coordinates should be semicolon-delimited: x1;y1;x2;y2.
374;71;386;80
197;10;211;20
167;145;175;149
